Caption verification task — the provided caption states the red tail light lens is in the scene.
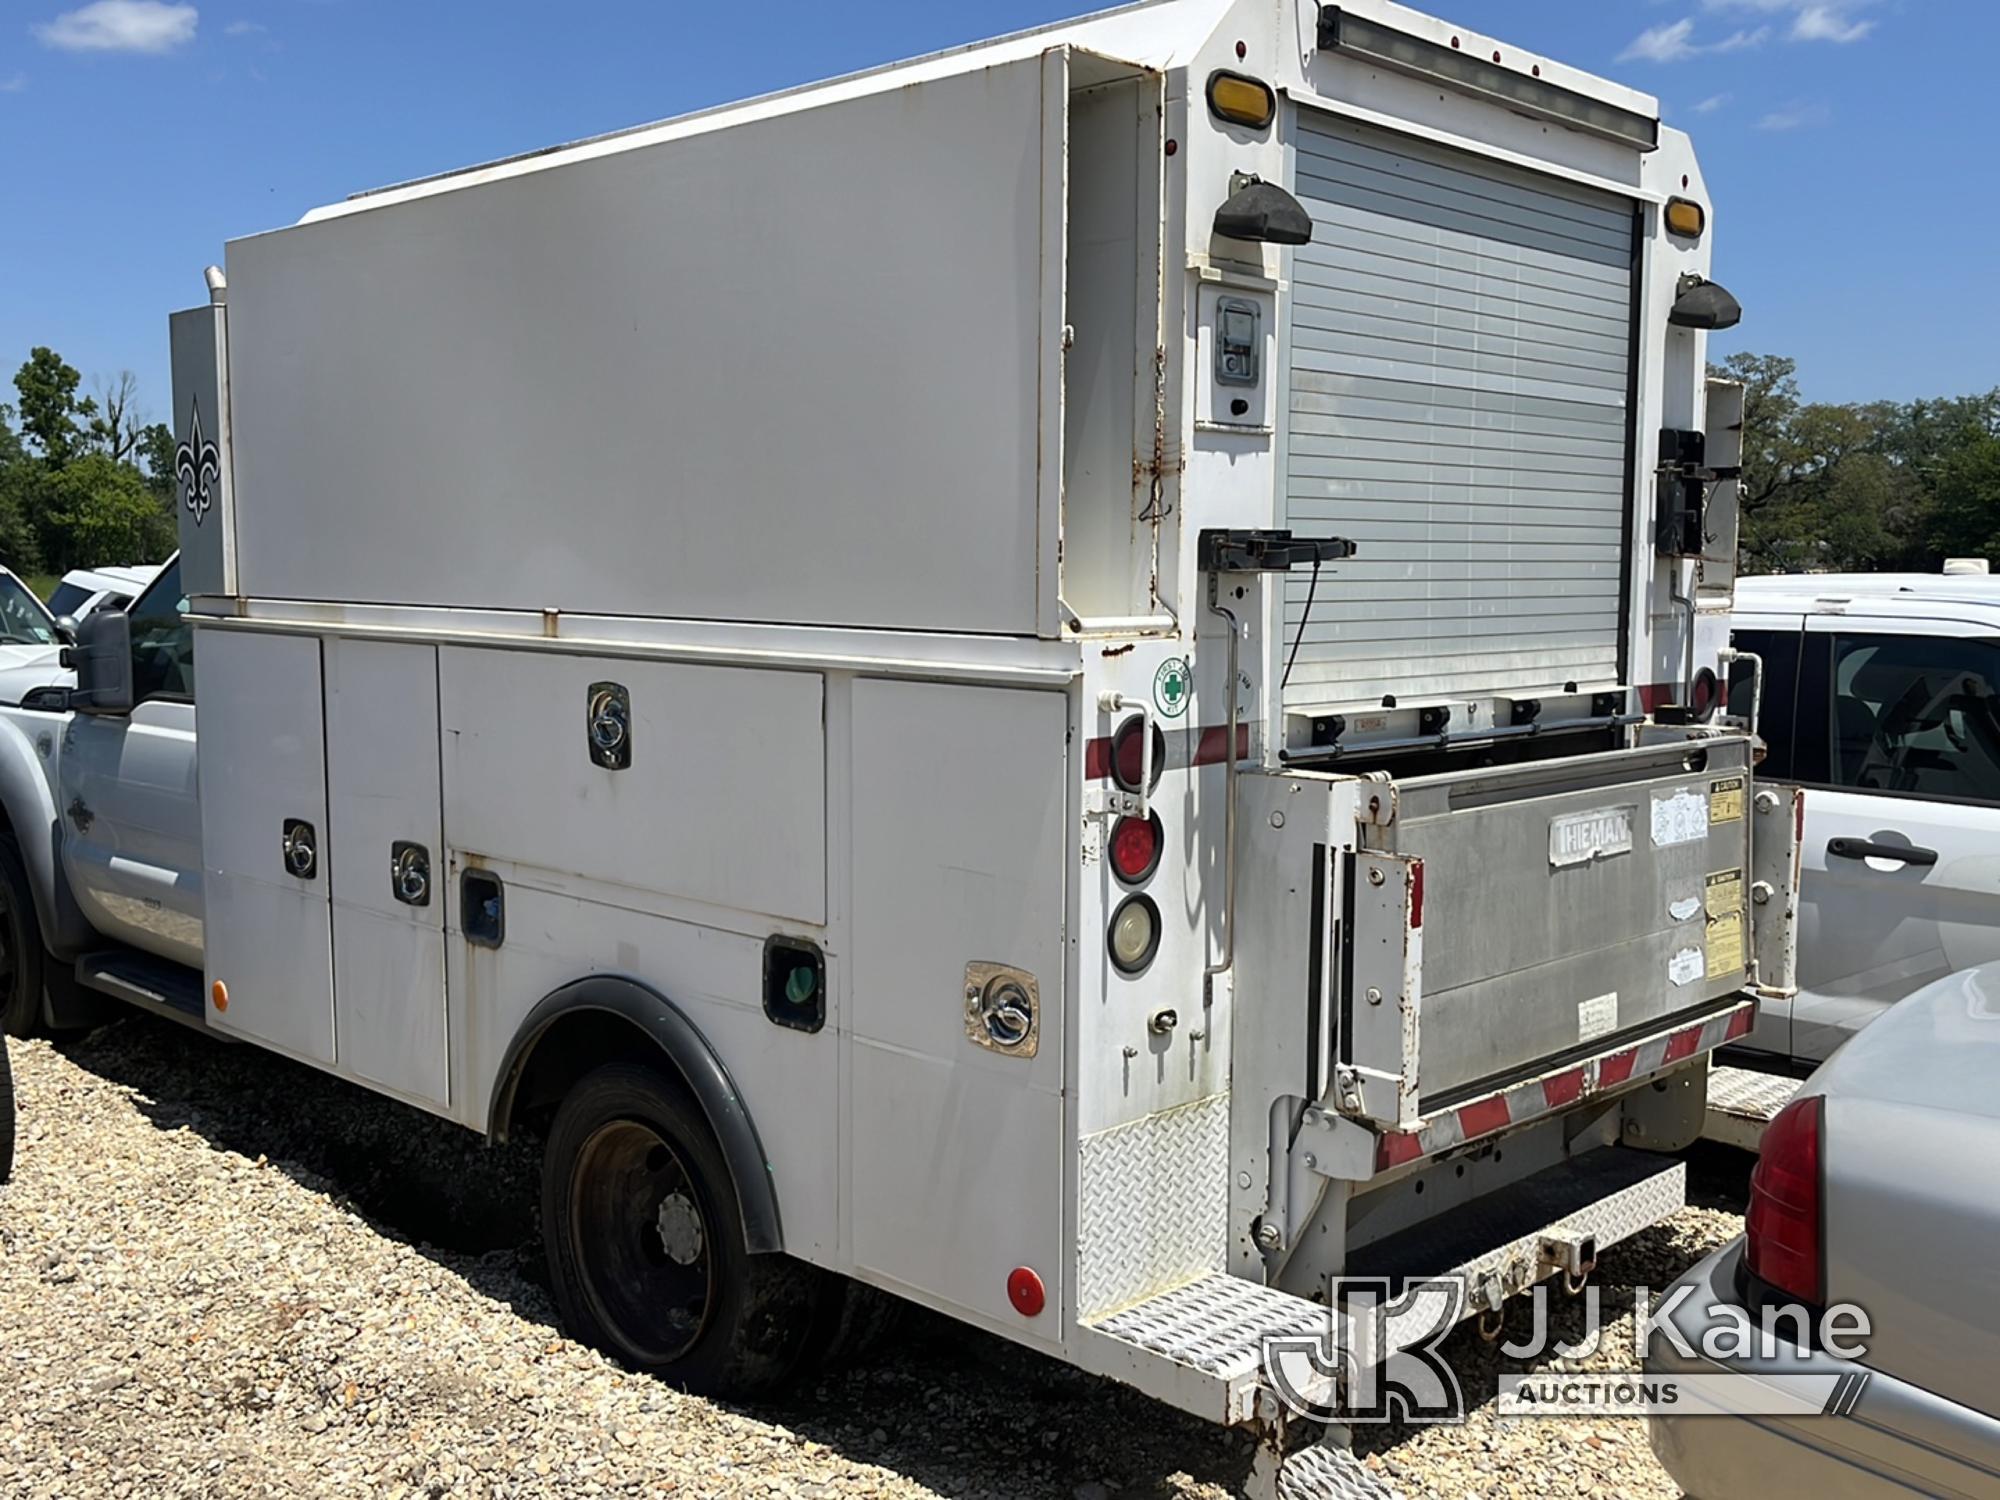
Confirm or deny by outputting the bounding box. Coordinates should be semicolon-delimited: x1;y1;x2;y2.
1110;813;1163;885
1745;1094;1824;1305
1111;716;1166;794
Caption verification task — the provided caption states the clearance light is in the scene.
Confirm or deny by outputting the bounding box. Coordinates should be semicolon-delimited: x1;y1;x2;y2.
1317;7;1660;153
1665;197;1706;239
1108;894;1161;975
1207;71;1276;130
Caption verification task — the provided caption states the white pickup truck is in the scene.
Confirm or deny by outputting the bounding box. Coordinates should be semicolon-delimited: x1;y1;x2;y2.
0;554;201;1036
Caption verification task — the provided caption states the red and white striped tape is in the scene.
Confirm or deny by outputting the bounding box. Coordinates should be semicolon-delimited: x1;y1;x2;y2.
1375;1001;1755;1172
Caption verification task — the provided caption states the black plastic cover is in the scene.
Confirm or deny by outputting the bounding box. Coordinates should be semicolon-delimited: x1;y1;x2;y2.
1214;178;1314;246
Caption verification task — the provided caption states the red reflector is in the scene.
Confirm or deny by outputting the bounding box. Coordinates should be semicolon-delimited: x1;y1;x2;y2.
1007;1266;1046;1317
1663;1026;1702;1063
1110;814;1162;884
1408;858;1424;929
1457;1095;1510;1139
1377;1131;1424;1170
1746;1095;1824;1305
1542;1068;1587;1110
1111;716;1164;793
1598;1049;1638;1087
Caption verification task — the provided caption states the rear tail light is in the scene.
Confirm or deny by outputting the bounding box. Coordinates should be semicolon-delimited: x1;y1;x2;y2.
1110;813;1163;885
1111;716;1166;794
1745;1094;1824;1305
1108;894;1161;975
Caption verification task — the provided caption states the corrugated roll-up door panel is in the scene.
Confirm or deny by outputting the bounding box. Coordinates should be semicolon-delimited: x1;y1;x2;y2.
1283;111;1638;709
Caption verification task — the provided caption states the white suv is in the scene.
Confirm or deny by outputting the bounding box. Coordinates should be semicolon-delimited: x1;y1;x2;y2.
1732;571;2000;1062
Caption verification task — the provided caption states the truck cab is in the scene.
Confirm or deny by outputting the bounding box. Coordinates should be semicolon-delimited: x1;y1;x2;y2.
0;556;200;1034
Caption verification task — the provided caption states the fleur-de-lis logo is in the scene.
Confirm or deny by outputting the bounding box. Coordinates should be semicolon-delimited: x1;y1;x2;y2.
175;399;221;528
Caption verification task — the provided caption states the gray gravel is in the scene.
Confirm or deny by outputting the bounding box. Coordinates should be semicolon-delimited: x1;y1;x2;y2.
0;1019;1748;1498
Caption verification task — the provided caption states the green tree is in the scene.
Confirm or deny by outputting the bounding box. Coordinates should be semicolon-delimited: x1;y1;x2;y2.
11;347;92;469
1929;433;2000;563
137;422;176;501
36;456;176;572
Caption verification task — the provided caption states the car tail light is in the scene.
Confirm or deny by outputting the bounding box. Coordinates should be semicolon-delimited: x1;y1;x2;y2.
1110;813;1163;885
1746;1094;1824;1305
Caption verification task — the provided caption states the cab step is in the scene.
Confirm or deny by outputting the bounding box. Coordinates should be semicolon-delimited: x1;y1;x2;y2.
75;950;211;1035
1702;1064;1801;1151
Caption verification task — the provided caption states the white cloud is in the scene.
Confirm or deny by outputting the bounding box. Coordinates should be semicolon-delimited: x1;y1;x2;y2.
34;1;197;54
1791;4;1874;43
0;72;25;92
1620;18;1700;63
1711;26;1770;52
222;18;262;35
1619;16;1771;63
1758;100;1832;130
1692;92;1732;114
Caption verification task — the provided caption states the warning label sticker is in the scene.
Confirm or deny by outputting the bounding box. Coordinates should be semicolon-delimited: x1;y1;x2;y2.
1652;787;1710;848
1707;912;1745;977
1710;776;1747;825
1705;868;1744;918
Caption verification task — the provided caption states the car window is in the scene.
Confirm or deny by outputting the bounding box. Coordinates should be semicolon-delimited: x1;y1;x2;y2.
127;556;193;702
1827;633;2000;803
45;582;91;617
0;576;57;647
1728;626;1802;779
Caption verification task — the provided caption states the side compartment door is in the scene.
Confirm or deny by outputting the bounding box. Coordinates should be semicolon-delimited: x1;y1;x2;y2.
196;627;334;1064
1792;615;2000;1061
325;638;448;1110
847;680;1067;1341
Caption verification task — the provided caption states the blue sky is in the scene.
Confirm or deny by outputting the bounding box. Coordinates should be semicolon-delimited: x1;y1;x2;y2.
0;0;1992;436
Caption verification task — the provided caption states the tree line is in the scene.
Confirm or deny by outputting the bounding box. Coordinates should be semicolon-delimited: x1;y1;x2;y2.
0;348;178;580
1718;352;2000;574
0;343;1994;589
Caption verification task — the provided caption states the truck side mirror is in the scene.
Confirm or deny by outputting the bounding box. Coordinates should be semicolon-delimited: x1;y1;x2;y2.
68;607;134;716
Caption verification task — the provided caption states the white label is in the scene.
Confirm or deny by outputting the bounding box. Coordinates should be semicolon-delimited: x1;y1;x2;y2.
1668;896;1702;923
1549;805;1636;868
1668;947;1706;987
1651;787;1710;848
1578;992;1619;1042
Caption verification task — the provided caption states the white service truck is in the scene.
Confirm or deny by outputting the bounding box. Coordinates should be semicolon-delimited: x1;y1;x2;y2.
0;1;1798;1490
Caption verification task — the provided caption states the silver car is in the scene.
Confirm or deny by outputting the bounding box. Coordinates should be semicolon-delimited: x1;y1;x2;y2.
1649;962;2000;1496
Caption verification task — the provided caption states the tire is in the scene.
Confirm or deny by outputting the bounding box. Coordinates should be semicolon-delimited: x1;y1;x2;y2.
0;836;46;1040
542;1061;823;1396
803;1275;904;1372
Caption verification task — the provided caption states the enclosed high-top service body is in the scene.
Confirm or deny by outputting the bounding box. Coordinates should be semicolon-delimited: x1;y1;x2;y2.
124;0;1794;1476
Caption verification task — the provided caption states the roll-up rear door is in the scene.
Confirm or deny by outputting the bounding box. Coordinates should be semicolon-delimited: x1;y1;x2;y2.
1283;111;1639;710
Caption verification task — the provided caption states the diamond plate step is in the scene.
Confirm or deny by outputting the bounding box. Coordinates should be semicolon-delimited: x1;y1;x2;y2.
1086;1273;1332;1425
1275;1444;1405;1500
1703;1064;1801;1152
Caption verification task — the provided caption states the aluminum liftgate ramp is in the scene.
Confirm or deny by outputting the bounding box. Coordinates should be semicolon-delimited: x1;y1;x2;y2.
1081;1151;1687;1498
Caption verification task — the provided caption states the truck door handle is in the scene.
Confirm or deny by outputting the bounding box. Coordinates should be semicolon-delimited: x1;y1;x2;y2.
1827;837;1937;867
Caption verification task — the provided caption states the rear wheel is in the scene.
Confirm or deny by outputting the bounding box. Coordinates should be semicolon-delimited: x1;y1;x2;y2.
542;1061;822;1395
0;836;46;1039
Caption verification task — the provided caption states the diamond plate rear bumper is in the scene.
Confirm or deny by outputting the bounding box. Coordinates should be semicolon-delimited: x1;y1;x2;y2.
1702;1063;1801;1152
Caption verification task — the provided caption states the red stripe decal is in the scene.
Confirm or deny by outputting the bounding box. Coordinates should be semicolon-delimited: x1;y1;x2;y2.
1637;683;1673;712
1663;1026;1702;1064
1457;1095;1512;1140
1191;724;1252;769
1725;1006;1753;1041
1598;1048;1639;1087
1376;1131;1424;1171
1083;737;1113;780
1541;1067;1588;1110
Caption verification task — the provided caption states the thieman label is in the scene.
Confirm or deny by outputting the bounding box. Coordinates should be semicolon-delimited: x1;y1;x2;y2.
1550;805;1637;868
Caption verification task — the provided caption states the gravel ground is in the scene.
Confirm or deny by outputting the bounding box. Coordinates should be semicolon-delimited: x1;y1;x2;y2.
0;1018;1749;1499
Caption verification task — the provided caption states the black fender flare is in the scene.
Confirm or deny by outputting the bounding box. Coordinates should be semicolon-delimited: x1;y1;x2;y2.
488;975;783;1254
